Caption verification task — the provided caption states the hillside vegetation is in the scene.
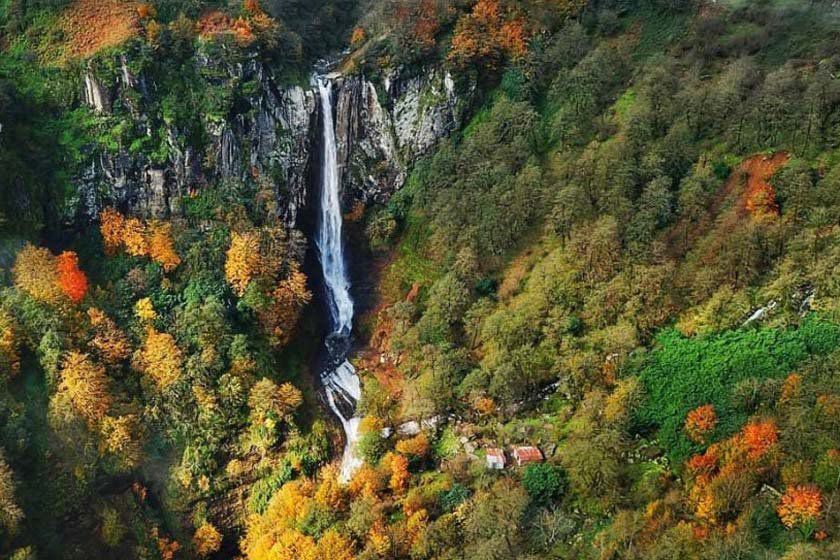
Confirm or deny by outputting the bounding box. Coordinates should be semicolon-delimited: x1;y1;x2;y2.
2;0;840;559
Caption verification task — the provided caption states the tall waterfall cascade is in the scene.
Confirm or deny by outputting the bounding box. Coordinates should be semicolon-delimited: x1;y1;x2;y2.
316;77;363;482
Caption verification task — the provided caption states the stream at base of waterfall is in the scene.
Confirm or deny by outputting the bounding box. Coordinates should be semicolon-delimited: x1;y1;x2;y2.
315;77;363;482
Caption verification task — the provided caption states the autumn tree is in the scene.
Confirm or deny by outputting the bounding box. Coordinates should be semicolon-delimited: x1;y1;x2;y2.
685;404;717;444
99;414;143;468
137;328;183;389
58;351;112;427
247;379;303;453
314;463;347;511
100;207;126;255
0;311;21;380
448;0;529;70
248;378;303;422
123;217;148;257
317;529;354;560
778;485;822;536
395;432;430;460
741;420;779;460
225;227;310;347
193;523;222;557
225;231;262;296
87;308;131;366
135;297;157;323
242;479;319;560
384;452;410;493
12;244;62;303
148;220;181;272
56;251;88;303
263;265;312;347
99;208;180;271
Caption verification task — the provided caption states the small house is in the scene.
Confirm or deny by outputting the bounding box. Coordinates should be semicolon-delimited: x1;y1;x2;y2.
512;446;543;467
485;448;506;470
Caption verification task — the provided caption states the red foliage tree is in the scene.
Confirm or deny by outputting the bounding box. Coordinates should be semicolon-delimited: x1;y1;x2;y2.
56;251;89;303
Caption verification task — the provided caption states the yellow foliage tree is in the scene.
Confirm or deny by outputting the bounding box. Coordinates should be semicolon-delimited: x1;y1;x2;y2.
138;328;183;389
225;231;262;296
123;217;149;257
193;523;222;557
59;351;112;427
0;311;21;379
12;244;63;304
248;379;303;422
317;529;354;560
135;297;157;323
314;463;347;511
99;414;143;468
367;521;391;557
242;479;318;560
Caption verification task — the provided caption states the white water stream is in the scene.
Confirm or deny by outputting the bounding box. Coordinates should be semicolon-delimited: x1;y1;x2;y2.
315;78;363;482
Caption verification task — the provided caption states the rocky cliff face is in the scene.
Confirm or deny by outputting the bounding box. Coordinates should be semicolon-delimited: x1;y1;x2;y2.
77;50;470;227
78;52;317;226
332;67;467;208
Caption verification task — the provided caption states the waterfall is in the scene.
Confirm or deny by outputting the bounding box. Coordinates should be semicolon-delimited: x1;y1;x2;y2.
316;77;363;482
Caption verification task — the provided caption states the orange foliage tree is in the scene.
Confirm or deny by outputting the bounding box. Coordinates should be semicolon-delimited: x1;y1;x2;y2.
148;221;181;272
686;418;783;525
741;420;779;460
392;0;442;56
56;251;89;303
225;228;311;347
385;452;410;493
777;485;822;534
100;208;126;255
685;404;717;444
99;208;181;271
448;0;528;69
395;432;430;459
264;265;312;347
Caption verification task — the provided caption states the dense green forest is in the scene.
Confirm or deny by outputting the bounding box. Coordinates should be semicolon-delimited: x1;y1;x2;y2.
2;0;840;559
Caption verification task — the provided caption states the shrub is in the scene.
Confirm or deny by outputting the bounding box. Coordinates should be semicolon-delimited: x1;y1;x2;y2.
522;463;566;506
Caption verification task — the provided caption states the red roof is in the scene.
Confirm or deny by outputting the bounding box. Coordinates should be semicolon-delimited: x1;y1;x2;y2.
514;446;543;464
486;448;504;458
